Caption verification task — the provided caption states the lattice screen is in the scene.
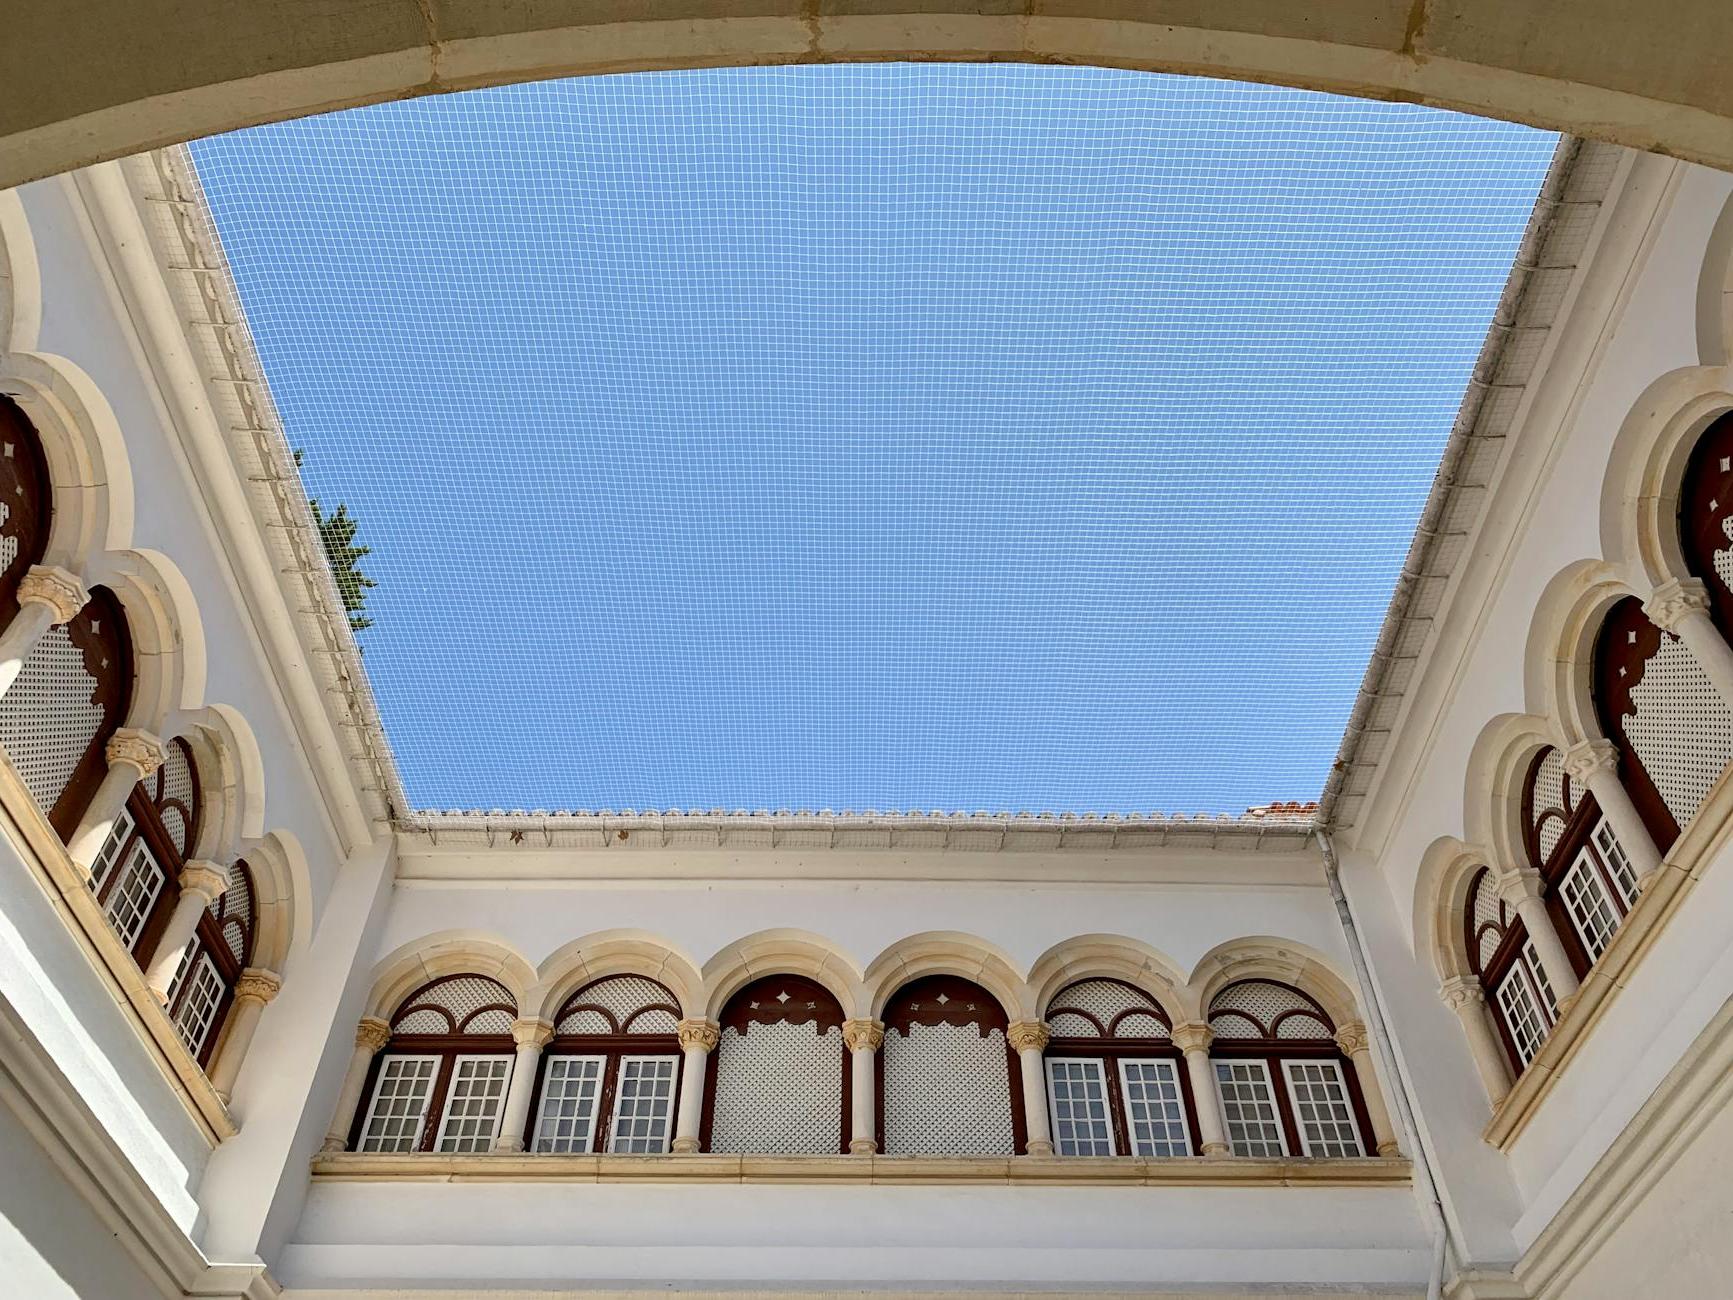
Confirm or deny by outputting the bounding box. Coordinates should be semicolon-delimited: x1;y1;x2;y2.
0;624;102;816
555;975;678;1034
882;1022;1015;1155
1046;978;1169;1038
393;974;516;1034
709;1019;842;1154
1208;980;1332;1040
1531;747;1572;863
156;739;197;855
1624;634;1733;830
1468;869;1505;973
208;859;253;965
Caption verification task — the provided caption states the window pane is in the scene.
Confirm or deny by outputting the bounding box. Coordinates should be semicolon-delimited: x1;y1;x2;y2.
1117;1058;1190;1157
533;1055;605;1153
88;807;134;894
1520;938;1560;1019
1495;964;1549;1066
102;841;164;950
1281;1060;1361;1157
608;1055;677;1153
1560;850;1620;961
1045;1058;1115;1156
359;1055;438;1152
435;1055;513;1153
1593;820;1639;907
1214;1059;1286;1157
170;951;225;1059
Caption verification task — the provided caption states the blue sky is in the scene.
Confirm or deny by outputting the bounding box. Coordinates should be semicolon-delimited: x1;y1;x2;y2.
190;65;1557;815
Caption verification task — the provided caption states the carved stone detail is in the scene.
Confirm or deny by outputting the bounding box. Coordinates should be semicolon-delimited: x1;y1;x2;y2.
1006;1021;1050;1053
16;564;88;624
177;860;230;904
355;1016;392;1053
677;1018;720;1052
1438;976;1484;1013
105;727;166;778
511;1017;555;1049
1494;865;1545;908
1169;1021;1215;1054
233;967;282;1005
1334;1020;1370;1057
842;1018;885;1052
1641;576;1712;634
1562;737;1620;782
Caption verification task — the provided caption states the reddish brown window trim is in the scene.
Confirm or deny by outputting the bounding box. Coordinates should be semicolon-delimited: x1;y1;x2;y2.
876;974;1028;1156
1593;597;1682;853
1519;746;1632;982
1680;411;1733;644
699;973;848;1155
0;397;52;627
46;585;132;840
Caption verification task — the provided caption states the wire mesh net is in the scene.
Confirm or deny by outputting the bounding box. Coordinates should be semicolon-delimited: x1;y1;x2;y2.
187;64;1557;816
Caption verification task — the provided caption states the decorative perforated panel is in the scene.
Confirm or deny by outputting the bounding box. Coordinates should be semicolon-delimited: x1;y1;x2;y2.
0;624;104;816
1046;978;1169;1039
392;974;516;1034
1207;980;1333;1040
1623;633;1733;830
209;859;253;966
710;1019;843;1154
155;738;198;856
555;975;679;1034
0;400;51;619
882;1021;1015;1155
1467;869;1506;974
1529;746;1572;865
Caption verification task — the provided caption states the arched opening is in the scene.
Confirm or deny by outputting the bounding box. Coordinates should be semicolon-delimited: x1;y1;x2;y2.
704;973;847;1155
879;974;1022;1156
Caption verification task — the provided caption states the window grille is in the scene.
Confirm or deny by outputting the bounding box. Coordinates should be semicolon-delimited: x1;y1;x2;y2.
435;1055;513;1152
882;1019;1016;1155
88;805;135;894
1623;632;1733;831
608;1055;676;1153
1045;979;1169;1038
1521;937;1559;1018
102;841;165;950
1281;1060;1360;1157
0;623;104;817
1495;963;1551;1066
0;400;51;617
1117;1059;1190;1157
1593;821;1639;905
1207;980;1333;1040
1046;1057;1115;1156
555;975;680;1034
1559;850;1621;961
210;860;253;966
392;974;517;1034
359;1055;439;1152
1527;746;1574;866
1468;869;1506;973
710;1019;843;1154
170;950;226;1058
1215;1059;1286;1157
532;1054;606;1153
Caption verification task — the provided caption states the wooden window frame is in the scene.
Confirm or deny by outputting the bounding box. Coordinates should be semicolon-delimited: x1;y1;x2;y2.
700;972;849;1155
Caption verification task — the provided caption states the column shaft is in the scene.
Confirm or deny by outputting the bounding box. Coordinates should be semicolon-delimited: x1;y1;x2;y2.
322;1017;391;1152
1576;762;1664;886
1347;1048;1399;1156
1017;1046;1053;1155
0;601;53;700
206;969;280;1102
66;759;145;873
1511;892;1581;1004
1674;608;1733;715
495;1020;553;1152
671;1019;718;1153
143;890;209;996
1442;978;1512;1105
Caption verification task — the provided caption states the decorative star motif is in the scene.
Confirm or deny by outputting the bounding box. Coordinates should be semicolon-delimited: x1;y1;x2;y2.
776;990;790;1004
2;442;12;458
936;993;949;1004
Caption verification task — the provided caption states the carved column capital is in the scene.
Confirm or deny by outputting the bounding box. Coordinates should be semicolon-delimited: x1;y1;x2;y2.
511;1017;555;1049
1333;1020;1370;1057
104;727;166;778
1495;865;1545;908
1642;576;1712;634
677;1018;720;1052
1562;737;1620;782
1170;1021;1215;1054
842;1018;885;1052
177;860;230;904
233;967;282;1006
1438;975;1485;1013
16;564;88;624
1006;1021;1050;1053
355;1016;392;1053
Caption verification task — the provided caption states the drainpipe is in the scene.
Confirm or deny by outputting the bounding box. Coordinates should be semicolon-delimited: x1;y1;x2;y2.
1318;830;1449;1300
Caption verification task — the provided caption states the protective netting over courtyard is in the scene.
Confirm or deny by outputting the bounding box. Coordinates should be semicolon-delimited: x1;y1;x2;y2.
187;64;1557;816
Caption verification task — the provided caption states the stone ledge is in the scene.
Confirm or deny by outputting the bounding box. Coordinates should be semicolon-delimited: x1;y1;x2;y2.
310;1152;1413;1187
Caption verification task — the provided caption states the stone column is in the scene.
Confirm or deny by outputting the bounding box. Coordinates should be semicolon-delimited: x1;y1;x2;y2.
1440;977;1512;1105
142;860;228;1000
1006;1021;1054;1156
494;1017;554;1152
1564;737;1665;890
1498;868;1581;1008
671;1018;718;1153
322;1016;392;1152
1171;1021;1229;1156
1645;577;1733;714
66;728;165;874
842;1018;883;1154
0;565;87;700
207;967;281;1102
1334;1020;1399;1156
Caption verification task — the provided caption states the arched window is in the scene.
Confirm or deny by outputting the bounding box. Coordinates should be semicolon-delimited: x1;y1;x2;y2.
1042;978;1194;1157
1207;980;1370;1158
0;397;52;632
163;857;257;1066
0;584;130;838
355;974;518;1153
528;975;681;1154
86;735;198;960
1464;868;1558;1070
1679;410;1733;638
1594;596;1733;852
1523;745;1637;967
880;975;1022;1156
705;974;846;1155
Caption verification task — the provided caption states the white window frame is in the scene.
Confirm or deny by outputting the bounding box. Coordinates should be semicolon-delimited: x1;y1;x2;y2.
1559;848;1621;962
88;806;135;895
169;949;225;1058
606;1054;678;1154
532;1053;608;1154
434;1053;514;1153
1279;1058;1362;1158
1214;1058;1289;1158
1592;820;1639;907
1494;960;1552;1067
102;839;165;950
1115;1057;1191;1157
1045;1056;1117;1157
357;1053;440;1153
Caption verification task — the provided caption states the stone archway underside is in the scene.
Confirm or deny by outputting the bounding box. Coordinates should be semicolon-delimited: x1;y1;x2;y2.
6;2;1733;190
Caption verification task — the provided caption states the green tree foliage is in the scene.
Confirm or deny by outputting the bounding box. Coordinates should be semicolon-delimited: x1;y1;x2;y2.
295;449;376;634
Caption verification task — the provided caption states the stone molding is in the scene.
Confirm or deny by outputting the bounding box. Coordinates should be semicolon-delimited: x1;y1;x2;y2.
677;1018;720;1052
1641;576;1712;633
1170;1021;1215;1054
1006;1021;1050;1052
176;860;229;904
1439;976;1485;1012
1562;737;1620;782
1334;1020;1369;1057
355;1016;392;1053
105;727;166;778
511;1017;555;1049
1495;866;1545;907
842;1018;884;1052
232;967;282;1005
16;564;88;623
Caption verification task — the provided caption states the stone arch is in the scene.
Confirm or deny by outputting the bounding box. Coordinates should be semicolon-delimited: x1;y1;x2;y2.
1187;936;1360;1031
1412;836;1501;984
84;547;207;733
1523;559;1640;747
236;827;308;973
164;704;266;865
365;931;538;1021
702;929;865;1021
0;191;41;356
1698;191;1733;368
1463;712;1561;877
534;930;705;1021
865;931;1030;1022
1026;933;1187;1027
